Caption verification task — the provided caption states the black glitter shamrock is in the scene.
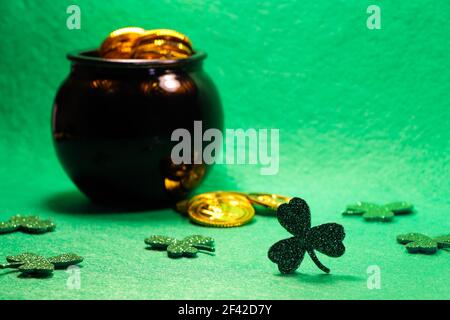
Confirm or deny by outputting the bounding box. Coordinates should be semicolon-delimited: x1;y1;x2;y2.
397;233;450;254
145;235;215;258
0;215;56;234
268;197;345;274
0;252;83;277
342;201;413;222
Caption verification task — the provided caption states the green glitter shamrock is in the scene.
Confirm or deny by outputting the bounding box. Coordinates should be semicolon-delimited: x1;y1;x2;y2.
0;215;56;234
342;201;413;222
145;235;215;258
397;233;450;254
268;197;346;274
0;252;83;277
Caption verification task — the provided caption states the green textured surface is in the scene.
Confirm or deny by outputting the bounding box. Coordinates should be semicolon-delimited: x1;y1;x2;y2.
0;0;449;299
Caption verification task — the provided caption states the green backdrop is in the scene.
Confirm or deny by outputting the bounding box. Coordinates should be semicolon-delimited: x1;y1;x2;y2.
0;0;449;300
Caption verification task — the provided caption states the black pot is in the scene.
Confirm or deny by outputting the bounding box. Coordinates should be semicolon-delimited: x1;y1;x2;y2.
52;50;223;208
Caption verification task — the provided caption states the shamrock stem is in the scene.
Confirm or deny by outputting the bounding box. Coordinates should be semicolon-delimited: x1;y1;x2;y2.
195;245;215;252
0;262;23;269
307;249;330;273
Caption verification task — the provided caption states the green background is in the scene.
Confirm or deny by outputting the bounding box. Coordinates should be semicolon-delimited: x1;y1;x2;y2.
0;0;449;300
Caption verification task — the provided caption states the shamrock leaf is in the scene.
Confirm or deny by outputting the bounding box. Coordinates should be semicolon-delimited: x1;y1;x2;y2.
145;235;215;258
145;235;178;249
343;201;413;222
0;252;83;277
6;253;54;276
397;233;450;254
0;215;56;234
0;221;18;234
268;197;346;274
47;253;84;268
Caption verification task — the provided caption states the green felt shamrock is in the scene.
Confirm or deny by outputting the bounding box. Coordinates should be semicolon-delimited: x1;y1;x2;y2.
145;235;215;258
342;201;413;222
0;215;56;234
397;233;450;254
268;197;346;274
0;252;83;277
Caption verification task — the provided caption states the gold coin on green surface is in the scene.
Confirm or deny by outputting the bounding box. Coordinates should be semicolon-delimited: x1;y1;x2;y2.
247;193;292;210
187;192;255;228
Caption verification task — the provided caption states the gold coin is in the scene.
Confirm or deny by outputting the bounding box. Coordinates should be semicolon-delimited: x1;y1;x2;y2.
247;193;292;210
101;46;134;59
132;40;192;59
131;29;193;60
99;27;146;59
109;27;146;38
99;27;193;60
188;192;255;227
133;52;166;60
137;29;193;50
133;39;193;55
132;47;189;60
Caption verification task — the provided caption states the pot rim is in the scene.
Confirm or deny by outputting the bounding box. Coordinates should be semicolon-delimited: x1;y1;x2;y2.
67;49;207;69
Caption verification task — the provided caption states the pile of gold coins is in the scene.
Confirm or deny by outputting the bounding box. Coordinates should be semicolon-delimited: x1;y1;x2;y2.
176;192;292;228
99;27;194;60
